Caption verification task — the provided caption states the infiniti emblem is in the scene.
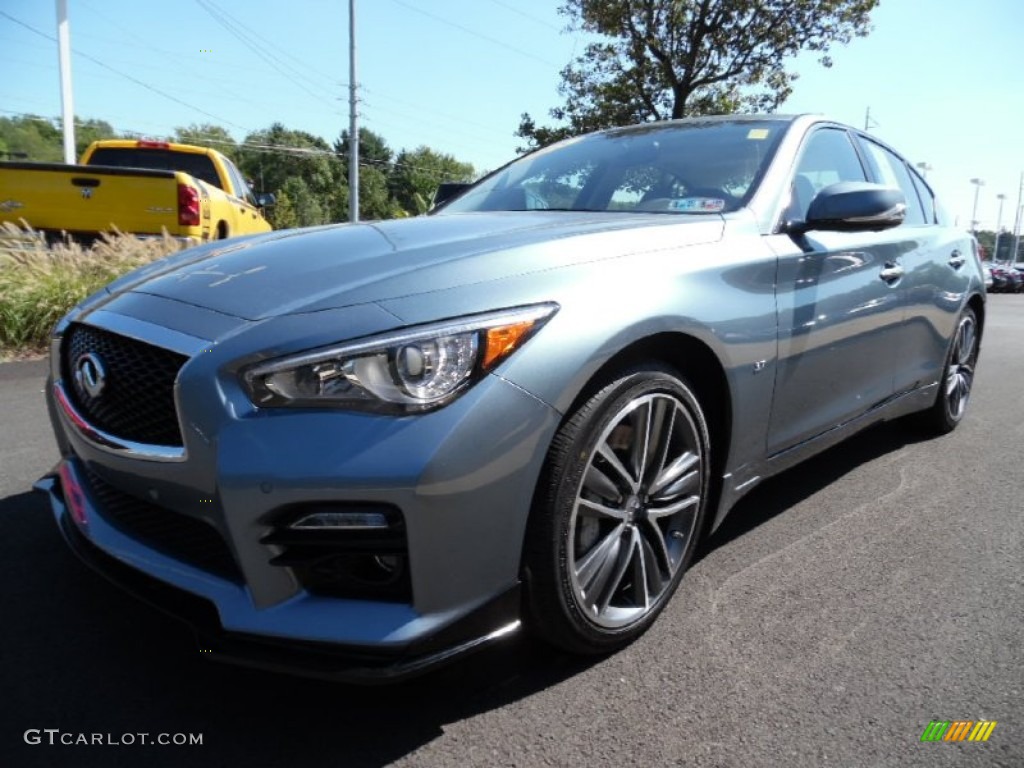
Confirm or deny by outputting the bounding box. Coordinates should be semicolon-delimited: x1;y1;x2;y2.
74;352;107;398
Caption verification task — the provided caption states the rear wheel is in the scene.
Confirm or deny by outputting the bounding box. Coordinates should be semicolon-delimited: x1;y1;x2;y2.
915;306;979;435
523;364;710;654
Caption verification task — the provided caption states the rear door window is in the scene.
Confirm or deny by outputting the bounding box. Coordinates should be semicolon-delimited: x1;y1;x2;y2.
859;140;927;226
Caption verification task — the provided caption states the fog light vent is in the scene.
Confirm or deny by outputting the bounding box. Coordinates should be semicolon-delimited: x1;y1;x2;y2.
290;511;388;530
262;503;411;602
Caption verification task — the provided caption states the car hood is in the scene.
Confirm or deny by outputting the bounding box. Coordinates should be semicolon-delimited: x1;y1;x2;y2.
119;211;724;320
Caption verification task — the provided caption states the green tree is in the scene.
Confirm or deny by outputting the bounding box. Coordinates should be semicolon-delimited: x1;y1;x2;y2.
269;187;299;230
274;178;325;228
174;123;238;159
358;165;403;220
335;127;394;175
335;128;405;219
517;0;878;150
235;123;344;223
0;116;63;162
389;147;476;215
69;118;119;158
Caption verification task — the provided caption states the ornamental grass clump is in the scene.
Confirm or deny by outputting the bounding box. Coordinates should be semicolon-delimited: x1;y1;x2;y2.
0;223;183;356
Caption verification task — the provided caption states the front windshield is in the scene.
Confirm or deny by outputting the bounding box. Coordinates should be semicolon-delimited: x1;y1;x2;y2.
439;119;786;216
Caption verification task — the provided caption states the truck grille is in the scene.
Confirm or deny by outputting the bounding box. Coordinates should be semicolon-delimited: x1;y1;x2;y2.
62;323;187;447
82;467;243;584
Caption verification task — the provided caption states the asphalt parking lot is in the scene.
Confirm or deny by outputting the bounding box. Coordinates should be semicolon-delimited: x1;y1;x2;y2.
1;296;1021;768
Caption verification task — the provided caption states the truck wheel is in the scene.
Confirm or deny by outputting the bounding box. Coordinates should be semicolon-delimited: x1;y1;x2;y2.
216;222;229;240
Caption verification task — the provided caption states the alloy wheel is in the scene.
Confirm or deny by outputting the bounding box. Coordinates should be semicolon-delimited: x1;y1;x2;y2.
945;314;977;422
568;392;703;628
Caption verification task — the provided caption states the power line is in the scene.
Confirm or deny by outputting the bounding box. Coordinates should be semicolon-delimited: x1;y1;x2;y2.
77;0;349;96
384;0;558;68
0;10;250;131
483;0;562;32
198;0;343;91
194;0;332;103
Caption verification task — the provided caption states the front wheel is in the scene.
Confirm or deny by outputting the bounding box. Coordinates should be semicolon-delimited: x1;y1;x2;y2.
523;364;710;655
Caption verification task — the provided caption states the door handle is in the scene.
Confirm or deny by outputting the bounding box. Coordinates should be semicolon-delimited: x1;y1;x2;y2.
948;249;966;269
879;263;904;283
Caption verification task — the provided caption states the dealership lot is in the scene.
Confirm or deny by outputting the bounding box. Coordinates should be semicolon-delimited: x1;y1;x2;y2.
1;296;1022;768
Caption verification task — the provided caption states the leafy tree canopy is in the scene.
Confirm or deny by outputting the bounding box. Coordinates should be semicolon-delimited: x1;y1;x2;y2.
389;147;476;215
335;127;394;175
0;115;64;162
518;0;878;151
174;123;238;159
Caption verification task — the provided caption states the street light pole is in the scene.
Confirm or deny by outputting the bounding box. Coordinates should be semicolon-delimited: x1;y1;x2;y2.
1013;172;1024;265
1014;204;1023;266
993;194;1006;261
969;178;984;236
915;162;932;179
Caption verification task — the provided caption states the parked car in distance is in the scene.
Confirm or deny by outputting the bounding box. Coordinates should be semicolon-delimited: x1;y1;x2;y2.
0;139;273;244
987;262;1022;293
982;263;994;290
1004;263;1024;292
36;115;985;682
986;263;1009;292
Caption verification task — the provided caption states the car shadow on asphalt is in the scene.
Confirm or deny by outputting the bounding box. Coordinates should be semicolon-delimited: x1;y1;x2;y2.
0;419;925;768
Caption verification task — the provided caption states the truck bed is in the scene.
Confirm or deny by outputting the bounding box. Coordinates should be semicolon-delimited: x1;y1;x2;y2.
0;161;201;240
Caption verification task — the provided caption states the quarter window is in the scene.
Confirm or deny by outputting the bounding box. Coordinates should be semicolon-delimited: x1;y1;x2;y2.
909;171;937;224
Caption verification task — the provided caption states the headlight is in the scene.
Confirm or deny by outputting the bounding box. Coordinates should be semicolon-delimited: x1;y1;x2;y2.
243;303;558;411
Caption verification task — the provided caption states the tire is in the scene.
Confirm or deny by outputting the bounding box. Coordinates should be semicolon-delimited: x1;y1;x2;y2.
523;363;710;655
914;306;979;435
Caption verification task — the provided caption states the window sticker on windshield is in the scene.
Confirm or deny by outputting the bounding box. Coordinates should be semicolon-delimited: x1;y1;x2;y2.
747;128;770;140
670;197;726;212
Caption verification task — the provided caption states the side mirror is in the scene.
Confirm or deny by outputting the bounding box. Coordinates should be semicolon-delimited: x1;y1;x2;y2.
432;182;472;209
793;182;905;235
256;192;276;208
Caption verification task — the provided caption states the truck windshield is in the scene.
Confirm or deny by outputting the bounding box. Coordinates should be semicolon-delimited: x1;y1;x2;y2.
88;148;222;190
439;119;786;215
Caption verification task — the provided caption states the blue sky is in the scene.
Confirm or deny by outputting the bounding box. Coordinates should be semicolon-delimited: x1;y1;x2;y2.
2;0;1022;231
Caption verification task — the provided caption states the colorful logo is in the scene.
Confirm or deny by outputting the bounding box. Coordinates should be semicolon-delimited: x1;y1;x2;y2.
920;720;997;742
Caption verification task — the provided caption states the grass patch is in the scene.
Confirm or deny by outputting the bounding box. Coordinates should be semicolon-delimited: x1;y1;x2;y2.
0;223;184;358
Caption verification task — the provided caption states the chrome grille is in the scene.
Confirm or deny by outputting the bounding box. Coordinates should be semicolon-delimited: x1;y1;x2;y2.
61;323;187;446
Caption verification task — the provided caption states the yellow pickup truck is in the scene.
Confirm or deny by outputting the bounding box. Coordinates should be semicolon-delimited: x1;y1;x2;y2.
0;139;272;243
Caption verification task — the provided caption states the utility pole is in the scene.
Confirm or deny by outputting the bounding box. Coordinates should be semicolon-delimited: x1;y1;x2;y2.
993;194;1006;261
1013;171;1023;265
348;0;359;223
56;0;75;164
863;107;878;132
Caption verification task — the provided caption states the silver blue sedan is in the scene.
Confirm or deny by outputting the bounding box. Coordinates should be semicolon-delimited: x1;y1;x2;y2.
37;115;985;680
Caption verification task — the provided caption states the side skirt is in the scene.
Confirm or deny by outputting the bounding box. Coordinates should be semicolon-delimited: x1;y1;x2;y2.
710;382;938;531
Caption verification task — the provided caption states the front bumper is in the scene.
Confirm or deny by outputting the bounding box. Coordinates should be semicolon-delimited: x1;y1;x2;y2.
37;455;530;684
40;304;563;681
38;470;520;683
